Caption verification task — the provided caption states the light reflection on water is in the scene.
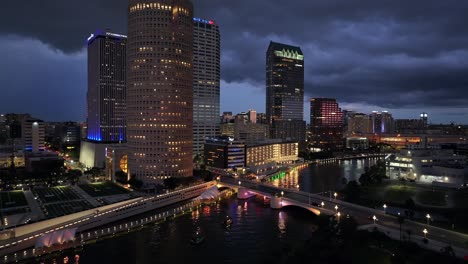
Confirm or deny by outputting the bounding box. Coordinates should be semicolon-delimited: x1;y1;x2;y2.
272;158;379;193
28;196;319;264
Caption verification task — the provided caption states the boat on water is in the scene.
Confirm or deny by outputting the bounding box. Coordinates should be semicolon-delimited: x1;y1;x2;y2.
223;215;233;229
190;230;205;245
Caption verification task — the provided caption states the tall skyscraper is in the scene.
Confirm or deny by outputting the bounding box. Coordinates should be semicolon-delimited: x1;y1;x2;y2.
310;98;344;151
128;0;194;183
193;17;220;156
86;31;127;142
80;31;127;169
266;41;306;149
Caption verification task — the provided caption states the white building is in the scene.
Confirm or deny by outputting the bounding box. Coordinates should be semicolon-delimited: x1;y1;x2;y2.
387;147;467;187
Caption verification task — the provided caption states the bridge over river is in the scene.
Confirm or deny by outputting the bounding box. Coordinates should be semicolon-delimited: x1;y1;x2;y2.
219;177;468;259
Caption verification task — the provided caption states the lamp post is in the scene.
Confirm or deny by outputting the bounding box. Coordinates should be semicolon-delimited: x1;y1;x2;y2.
426;214;431;225
337;212;341;223
383;204;387;214
423;228;428;239
334;205;338;213
238;181;241;186
372;215;377;224
321;201;325;207
334;192;338;200
296;184;300;190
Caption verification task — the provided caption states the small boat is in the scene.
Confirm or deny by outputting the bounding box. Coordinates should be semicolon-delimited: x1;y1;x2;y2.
223;215;233;228
190;230;205;245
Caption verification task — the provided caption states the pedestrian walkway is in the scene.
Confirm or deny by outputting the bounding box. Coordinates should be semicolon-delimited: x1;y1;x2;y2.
23;190;45;220
358;223;468;259
71;186;101;207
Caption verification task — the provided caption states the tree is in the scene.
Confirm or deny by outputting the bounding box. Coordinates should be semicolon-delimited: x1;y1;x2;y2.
115;170;128;184
337;215;358;239
87;167;102;182
66;169;82;184
406;229;412;242
163;177;178;190
342;180;361;203
404;198;416;219
128;175;143;189
397;215;405;242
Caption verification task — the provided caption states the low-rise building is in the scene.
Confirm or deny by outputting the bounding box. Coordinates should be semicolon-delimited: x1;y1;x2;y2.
246;141;298;173
387;146;468;187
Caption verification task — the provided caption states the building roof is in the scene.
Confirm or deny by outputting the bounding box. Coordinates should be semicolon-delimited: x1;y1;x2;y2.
268;41;303;54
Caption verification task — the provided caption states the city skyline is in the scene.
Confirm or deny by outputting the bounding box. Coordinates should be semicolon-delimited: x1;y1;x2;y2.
1;0;468;124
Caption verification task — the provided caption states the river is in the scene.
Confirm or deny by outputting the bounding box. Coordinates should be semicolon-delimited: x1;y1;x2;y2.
25;158;381;264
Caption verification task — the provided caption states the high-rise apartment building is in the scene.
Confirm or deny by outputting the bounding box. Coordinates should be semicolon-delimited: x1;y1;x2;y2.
266;41;306;149
310;98;344;151
86;31;127;142
371;111;395;134
127;0;194;182
193;17;220;156
22;118;45;153
80;31;127;169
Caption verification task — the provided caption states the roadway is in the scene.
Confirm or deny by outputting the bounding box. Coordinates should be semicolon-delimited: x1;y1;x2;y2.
220;177;468;251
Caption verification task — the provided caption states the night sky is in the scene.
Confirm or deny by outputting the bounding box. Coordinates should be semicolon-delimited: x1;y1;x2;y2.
1;0;468;124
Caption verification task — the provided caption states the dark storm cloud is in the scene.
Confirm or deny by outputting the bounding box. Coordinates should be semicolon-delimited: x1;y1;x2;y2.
1;0;468;121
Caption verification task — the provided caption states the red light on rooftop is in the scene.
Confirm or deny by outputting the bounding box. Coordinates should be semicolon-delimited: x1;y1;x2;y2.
209;20;214;25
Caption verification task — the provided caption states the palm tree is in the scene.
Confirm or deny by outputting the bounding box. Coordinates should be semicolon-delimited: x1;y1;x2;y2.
406;229;412;242
397;215;405;242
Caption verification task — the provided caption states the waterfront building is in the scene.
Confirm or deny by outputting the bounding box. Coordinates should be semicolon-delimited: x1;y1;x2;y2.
204;136;245;170
127;0;194;183
193;17;221;156
387;146;468;187
80;30;127;168
266;41;306;150
309;98;344;151
246;141;298;174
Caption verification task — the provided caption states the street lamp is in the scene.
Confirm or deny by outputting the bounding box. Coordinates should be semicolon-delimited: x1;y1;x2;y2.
321;201;325;207
383;204;387;214
372;215;377;224
281;191;284;197
423;228;428;238
296;184;300;190
426;214;431;225
334;205;338;212
334;192;338;200
238;181;241;186
337;212;341;223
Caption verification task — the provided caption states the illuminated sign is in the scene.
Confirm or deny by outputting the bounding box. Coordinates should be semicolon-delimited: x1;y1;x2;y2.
274;49;304;61
193;17;215;25
106;32;127;38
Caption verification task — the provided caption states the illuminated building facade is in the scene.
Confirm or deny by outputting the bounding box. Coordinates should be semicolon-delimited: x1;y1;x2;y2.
22;118;45;153
204;137;245;170
371;111;394;134
266;41;306;149
193;17;220;156
127;0;194;182
80;31;127;169
387;148;468;186
346;113;372;135
246;142;298;173
309;98;344;151
86;31;127;143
